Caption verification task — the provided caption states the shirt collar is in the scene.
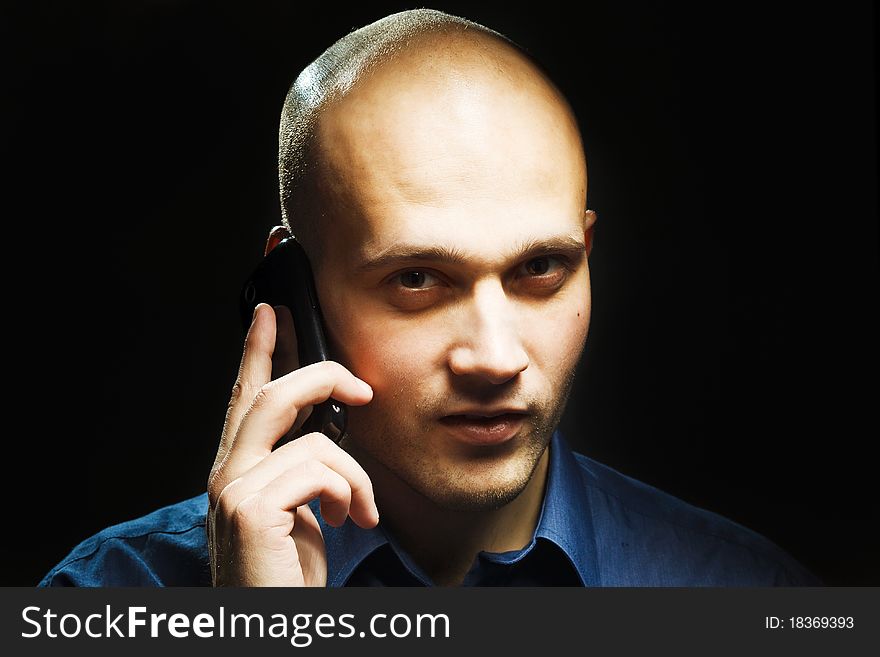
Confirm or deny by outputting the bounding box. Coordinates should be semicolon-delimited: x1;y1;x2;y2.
318;503;388;587
315;430;599;587
533;430;599;586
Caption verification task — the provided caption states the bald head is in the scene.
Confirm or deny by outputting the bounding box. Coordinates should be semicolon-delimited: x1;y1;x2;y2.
278;9;586;257
272;10;594;515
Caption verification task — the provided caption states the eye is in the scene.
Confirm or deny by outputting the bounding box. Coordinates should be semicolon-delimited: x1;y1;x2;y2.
385;269;448;310
524;257;552;275
517;255;572;291
396;270;441;289
522;256;564;277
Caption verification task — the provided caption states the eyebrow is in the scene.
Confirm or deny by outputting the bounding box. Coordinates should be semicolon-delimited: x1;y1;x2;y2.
354;235;587;274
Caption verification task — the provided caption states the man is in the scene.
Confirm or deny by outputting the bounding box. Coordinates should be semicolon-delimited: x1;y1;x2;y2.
40;9;818;587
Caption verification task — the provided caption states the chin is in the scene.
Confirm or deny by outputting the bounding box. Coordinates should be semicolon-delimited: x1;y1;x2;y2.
346;405;557;512
418;479;529;512
405;439;548;512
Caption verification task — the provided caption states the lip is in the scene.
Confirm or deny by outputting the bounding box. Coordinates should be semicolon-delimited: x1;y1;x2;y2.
437;413;527;446
443;407;528;418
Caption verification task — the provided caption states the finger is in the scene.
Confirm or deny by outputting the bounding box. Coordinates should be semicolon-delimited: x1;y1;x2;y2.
228;361;373;466
289;505;327;586
211;303;276;493
222;303;276;447
234;461;356;531
225;432;378;527
262;461;360;528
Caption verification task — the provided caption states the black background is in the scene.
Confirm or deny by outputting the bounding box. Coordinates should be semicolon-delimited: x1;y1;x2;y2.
4;1;877;586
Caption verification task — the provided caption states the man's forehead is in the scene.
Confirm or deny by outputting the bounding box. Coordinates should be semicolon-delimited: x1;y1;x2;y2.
303;30;587;268
321;91;581;203
311;32;584;193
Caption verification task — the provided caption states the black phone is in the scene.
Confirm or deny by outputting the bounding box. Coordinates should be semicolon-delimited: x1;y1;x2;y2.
239;237;347;444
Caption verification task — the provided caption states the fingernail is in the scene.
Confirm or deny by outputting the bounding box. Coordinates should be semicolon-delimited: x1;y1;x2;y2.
252;303;261;323
358;379;373;394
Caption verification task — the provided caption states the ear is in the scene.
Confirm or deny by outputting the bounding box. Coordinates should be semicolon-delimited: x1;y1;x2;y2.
264;225;292;256
583;209;598;257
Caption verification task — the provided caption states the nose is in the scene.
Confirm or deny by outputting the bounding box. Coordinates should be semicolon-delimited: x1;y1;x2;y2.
447;279;530;384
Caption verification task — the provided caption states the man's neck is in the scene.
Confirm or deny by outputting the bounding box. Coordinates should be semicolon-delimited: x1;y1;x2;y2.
345;444;550;586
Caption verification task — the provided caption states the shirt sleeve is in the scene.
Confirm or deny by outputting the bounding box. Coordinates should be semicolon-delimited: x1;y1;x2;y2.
38;496;212;587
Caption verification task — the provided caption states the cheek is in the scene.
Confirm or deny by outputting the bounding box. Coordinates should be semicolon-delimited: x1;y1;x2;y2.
328;311;440;393
529;283;591;373
569;290;592;348
566;306;590;361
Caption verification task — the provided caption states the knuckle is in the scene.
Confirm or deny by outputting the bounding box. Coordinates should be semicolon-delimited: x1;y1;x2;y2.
228;380;251;406
302;458;327;483
215;479;243;519
207;472;222;506
318;359;346;379
232;495;262;530
300;431;331;455
352;469;374;496
316;360;337;373
338;477;353;504
250;382;276;410
347;476;371;503
302;460;335;496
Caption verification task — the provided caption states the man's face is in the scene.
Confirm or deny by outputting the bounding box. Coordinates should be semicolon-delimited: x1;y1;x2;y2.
304;45;592;510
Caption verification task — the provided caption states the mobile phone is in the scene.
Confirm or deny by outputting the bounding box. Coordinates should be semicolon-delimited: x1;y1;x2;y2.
239;237;347;444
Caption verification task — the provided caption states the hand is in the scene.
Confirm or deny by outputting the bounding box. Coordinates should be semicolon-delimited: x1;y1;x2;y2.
206;303;377;586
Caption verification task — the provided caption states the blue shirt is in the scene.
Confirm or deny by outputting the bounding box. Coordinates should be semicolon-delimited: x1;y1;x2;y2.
38;431;820;587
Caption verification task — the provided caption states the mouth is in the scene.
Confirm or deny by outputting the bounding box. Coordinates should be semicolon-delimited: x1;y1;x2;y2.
437;413;528;446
